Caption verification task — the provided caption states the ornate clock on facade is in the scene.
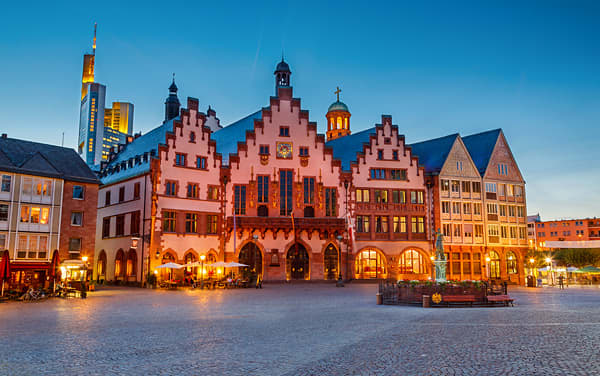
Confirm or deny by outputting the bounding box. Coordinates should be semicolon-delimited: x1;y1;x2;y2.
276;142;293;159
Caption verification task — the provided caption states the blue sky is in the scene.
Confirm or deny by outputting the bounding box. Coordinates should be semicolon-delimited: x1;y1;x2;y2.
0;1;599;220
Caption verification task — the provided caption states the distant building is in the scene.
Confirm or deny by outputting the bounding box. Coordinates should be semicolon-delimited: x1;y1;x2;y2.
77;25;133;169
532;216;600;249
0;134;99;287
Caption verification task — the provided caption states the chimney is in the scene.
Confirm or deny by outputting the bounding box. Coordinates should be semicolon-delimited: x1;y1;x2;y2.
134;132;142;139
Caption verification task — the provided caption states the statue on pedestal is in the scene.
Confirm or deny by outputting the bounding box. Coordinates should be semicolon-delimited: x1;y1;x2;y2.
433;228;447;282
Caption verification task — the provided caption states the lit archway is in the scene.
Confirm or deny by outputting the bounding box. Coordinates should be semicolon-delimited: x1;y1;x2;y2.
287;243;309;280
126;249;137;277
489;251;501;279
239;242;262;277
323;243;338;280
115;249;125;279
97;250;106;278
355;248;387;279
506;251;517;274
398;249;426;274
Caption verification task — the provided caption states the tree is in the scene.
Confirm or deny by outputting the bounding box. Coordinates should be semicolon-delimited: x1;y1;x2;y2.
554;248;600;268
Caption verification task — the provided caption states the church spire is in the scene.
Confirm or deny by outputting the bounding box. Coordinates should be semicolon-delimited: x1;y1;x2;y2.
274;57;291;95
165;74;180;122
326;86;351;141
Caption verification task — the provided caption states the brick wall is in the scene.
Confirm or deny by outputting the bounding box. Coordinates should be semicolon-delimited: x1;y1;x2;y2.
59;180;99;262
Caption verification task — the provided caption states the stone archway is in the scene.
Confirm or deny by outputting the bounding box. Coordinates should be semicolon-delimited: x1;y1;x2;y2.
238;242;263;277
323;243;338;280
287;243;309;280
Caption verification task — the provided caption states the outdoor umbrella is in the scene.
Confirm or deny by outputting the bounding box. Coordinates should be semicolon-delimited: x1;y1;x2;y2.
49;250;60;292
155;262;183;281
0;250;11;297
574;266;600;274
225;262;249;267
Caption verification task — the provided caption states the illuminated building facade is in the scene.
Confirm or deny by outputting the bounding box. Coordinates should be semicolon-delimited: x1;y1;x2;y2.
77;25;134;168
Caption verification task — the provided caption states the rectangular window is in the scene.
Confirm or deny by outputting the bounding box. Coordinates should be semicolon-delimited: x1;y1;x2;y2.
389;169;407;180
374;189;388;203
443;223;452;236
452;202;461;214
175;153;187;167
299;147;309;157
411;191;424;204
279;170;293;216
303;177;314;205
411;216;425;233
325;188;337;217
370;168;386;180
22;178;32;195
508;206;516;217
258;176;270;203
462;253;471;274
519;227;527;239
463;203;471;214
375;216;388;233
207;186;219;200
475;224;484;237
517;206;525;217
442;201;450;214
473;253;482;274
259;145;270;155
356;189;370;203
487;203;498;214
488;224;500;237
392;150;399;160
0;234;5;249
185;213;198;233
461;181;471;193
163;211;176;232
472;182;481;193
0;204;7;221
498;184;505;196
130;211;140;235
451;180;460;193
464;224;473;237
73;185;84;199
102;217;110;238
391;190;406;204
20;206;30;222
196;156;207;169
441;179;449;192
515;185;523;197
499;205;506;216
279;127;290;137
207;215;218;234
165;181;177;196
357;215;370;233
473;203;482;215
501;225;508;238
485;182;497;193
116;215;125;236
1;175;11;192
69;238;81;252
453;224;461;237
393;216;407;233
134;182;141;199
119;186;125;202
105;191;111;206
187;183;199;198
507;184;514;196
377;150;383;160
234;185;247;215
71;211;83;226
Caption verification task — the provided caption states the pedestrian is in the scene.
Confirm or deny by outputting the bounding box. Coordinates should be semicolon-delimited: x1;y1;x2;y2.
557;275;564;290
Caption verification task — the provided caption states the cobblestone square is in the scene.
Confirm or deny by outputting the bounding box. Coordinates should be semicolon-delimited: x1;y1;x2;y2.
1;284;600;375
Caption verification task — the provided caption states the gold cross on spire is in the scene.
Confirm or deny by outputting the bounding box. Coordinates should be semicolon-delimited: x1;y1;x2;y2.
334;86;342;101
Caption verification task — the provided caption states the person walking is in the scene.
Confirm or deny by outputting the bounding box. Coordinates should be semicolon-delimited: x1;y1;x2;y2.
557;275;565;290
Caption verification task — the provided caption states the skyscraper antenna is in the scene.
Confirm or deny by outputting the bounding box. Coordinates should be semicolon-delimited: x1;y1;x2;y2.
93;23;97;55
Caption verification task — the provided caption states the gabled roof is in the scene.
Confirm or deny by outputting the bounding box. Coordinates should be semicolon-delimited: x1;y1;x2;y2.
100;118;176;185
0;137;99;184
408;134;459;174
462;129;501;175
211;110;262;165
325;127;375;171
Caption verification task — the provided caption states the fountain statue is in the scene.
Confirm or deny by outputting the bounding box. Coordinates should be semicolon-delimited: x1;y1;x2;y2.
433;228;447;282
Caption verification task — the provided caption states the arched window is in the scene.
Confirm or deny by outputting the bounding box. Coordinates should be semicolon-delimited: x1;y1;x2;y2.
355;248;387;279
126;249;137;277
337;117;342;129
97;250;106;277
489;251;501;279
323;243;338;280
506;251;517;274
115;249;125;278
344;117;348;129
398;249;425;274
184;252;197;274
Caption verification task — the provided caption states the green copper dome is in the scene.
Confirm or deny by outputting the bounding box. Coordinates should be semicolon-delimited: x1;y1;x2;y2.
327;100;349;113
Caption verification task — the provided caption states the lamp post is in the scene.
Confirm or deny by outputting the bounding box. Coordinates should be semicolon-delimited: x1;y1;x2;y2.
529;258;535;276
200;254;206;289
545;257;553;285
336;235;344;287
430;255;435;280
81;256;89;299
485;256;491;280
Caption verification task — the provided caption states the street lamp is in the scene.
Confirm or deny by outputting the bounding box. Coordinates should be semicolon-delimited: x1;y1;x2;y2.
81;256;89;299
529;258;535;277
545;257;553;285
485;256;491;280
200;254;206;289
336;235;344;287
430;255;435;280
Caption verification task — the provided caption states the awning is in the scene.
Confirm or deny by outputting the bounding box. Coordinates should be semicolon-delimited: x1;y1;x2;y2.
10;262;50;270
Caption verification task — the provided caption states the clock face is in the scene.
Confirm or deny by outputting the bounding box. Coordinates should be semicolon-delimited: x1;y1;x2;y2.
276;142;293;159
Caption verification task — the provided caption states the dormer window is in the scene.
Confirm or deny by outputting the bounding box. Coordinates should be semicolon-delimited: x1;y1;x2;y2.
175;153;186;167
259;145;270;155
279;127;290;137
190;132;196;143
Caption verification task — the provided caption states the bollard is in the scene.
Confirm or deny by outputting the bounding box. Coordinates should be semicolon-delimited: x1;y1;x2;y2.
376;292;383;305
422;295;431;308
